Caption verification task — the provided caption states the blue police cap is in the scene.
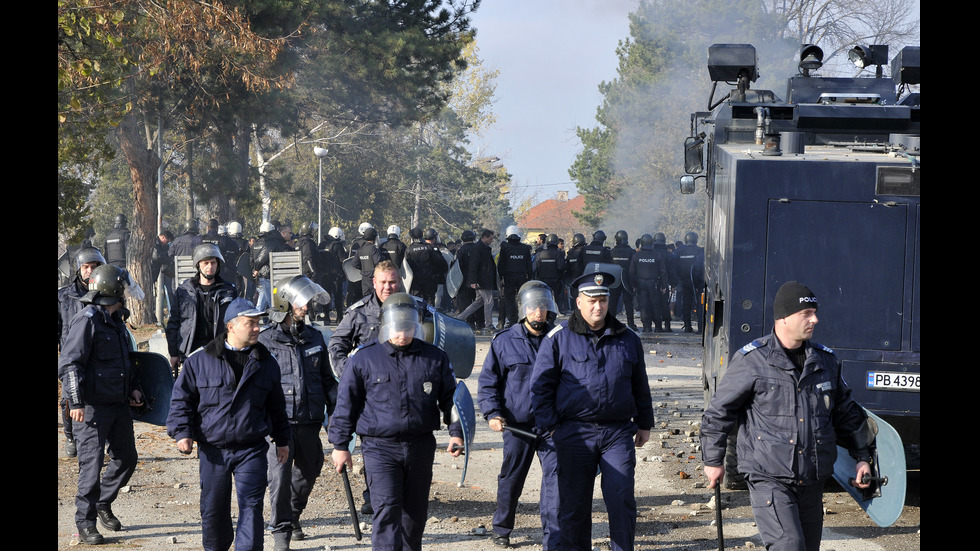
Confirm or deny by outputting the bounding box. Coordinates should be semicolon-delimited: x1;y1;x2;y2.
223;297;264;324
572;271;616;297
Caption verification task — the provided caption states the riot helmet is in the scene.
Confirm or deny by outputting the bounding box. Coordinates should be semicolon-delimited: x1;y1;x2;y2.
82;264;144;306
461;230;476;242
653;232;667;245
387;225;401;238
378;292;423;344
227;221;243;237
614;230;629;245
113;214;127;228
592;230;606;243
362;227;378;242
571;233;586;247
684;231;699;245
328;226;344;241
192;243;225;281
299;222;316;236
269;275;330;323
218;225;227;236
424;228;438;241
75;247;107;270
517;280;558;330
409;227;424;240
547;233;559;246
640;234;655;248
260;220;275;233
505;225;521;240
358;222;373;236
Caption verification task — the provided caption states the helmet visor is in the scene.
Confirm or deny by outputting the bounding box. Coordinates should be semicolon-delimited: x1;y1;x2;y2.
284;277;331;309
518;287;558;320
122;270;145;301
378;306;423;343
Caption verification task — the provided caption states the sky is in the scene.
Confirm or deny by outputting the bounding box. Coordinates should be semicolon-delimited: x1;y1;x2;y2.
465;0;640;209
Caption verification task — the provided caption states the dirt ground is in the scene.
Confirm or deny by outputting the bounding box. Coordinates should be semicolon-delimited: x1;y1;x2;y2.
57;322;920;550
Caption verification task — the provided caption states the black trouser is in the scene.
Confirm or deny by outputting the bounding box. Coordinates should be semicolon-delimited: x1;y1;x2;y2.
500;275;526;325
608;286;635;327
73;403;138;531
267;424;324;533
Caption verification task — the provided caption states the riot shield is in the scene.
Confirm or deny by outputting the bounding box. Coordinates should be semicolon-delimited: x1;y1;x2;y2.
343;257;362;283
446;258;464;298
234;251;256;300
58;250;72;282
451;381;477;487
426;305;475;378
583;262;622;288
831;406;907;527
129;351;174;426
400;256;414;293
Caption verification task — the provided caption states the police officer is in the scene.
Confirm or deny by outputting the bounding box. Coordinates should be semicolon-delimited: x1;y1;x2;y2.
629;234;669;333
167;297;290;551
456;229;499;333
58;264;145;544
453;230;479;321
58;246;108;458
226;221;251;299
322;227;348;322
328;293;464;551
651;233;674;331
170;219;203;260
609;230;637;331
103;214;131;267
381;224;407;268
530;271;654;551
260;276;335;549
352;226;391;297
532;234;565;313
424;229;452;311
700;281;875;551
562;233;587;314
251;220;293;311
405;226;448;306
583;230;613;266
477;281;560;549
673;231;704;333
201;219;240;284
496;226;533;329
165;243;238;376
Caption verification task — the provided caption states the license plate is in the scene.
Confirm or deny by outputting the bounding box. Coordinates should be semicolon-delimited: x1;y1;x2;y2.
866;371;919;392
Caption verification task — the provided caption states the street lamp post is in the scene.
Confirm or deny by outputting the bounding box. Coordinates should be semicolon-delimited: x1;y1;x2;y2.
314;146;329;244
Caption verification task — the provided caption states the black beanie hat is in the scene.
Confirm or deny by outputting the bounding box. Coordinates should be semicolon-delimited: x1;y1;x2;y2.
773;281;818;320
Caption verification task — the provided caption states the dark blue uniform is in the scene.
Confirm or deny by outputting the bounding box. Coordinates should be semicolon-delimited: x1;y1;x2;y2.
258;321;335;540
531;312;654;551
477;323;559;549
58;304;140;535
496;239;534;327
329;338;462;551
167;337;289;551
629;246;668;332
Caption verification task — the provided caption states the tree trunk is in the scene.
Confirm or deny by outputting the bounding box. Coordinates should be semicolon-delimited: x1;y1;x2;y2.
117;110;161;326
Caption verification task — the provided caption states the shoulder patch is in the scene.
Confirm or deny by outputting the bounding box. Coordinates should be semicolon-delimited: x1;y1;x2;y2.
738;338;766;355
81;308;95;318
811;341;834;354
186;345;204;359
546;324;564;338
348;296;370;311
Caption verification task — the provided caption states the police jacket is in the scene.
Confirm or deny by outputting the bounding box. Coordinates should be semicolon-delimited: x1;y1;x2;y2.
700;332;871;485
455;241;478;285
251;230;292;278
497;239;533;282
295;234;320;279
532;245;565;283
259;321;335;424
610;244;635;290
381;236;407;268
478;322;550;426
564;244;586;282
352;242;389;278
166;276;237;361
58;276;87;349
582;241;612;265
673;244;704;287
151;241;173;279
405;240;448;288
530;311;654;433
327;338;463;449
58;304;140;409
170;231;203;262
628;246;668;290
103;226;130;266
167;336;289;449
328;292;384;379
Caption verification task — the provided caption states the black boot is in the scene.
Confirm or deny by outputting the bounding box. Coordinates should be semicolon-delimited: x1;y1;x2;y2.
96;504;122;531
78;526;105;545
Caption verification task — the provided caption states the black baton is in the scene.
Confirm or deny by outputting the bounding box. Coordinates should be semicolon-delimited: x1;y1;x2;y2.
715;483;724;550
503;425;539;440
341;465;363;540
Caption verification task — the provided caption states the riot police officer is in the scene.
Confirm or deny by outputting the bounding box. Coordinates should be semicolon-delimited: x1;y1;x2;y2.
166;243;238;376
629;234;670;333
170;219;203;260
328;293;463;551
583;230;613;265
651;233;674;331
495;226;533;328
201;219;240;284
322;227;348;322
259;276;335;549
673;231;704;333
609;230;638;331
352;226;391;297
59;264;146;544
405;226;448;306
103;214;130;267
477;281;560;549
563;233;587;309
251;220;292;311
381;225;407;268
532;234;565;313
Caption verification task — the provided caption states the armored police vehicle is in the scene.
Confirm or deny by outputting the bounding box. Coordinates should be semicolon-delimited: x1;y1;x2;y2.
680;43;919;465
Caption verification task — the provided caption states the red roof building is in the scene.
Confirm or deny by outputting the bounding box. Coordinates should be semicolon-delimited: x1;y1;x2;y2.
515;192;592;245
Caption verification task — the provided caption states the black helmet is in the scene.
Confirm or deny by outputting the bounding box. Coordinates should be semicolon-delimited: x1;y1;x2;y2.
572;233;586;247
640;234;655;247
424;228;438;241
592;230;606;243
378;292;423;342
113;214;127;228
684;231;699;245
269;275;330;323
461;230;476;242
614;230;628;245
547;233;559;245
81;264;141;306
409;227;424;240
363;227;379;241
299;222;316;236
75;246;107;269
653;232;667;245
517;280;558;322
184;219;199;234
193;243;225;269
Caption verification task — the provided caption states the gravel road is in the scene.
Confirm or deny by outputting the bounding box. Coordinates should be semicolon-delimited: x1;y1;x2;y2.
57;324;920;550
